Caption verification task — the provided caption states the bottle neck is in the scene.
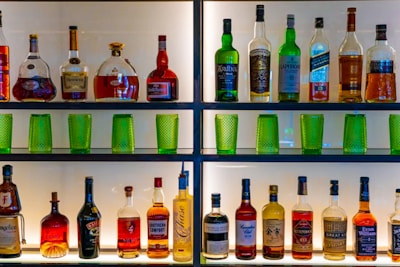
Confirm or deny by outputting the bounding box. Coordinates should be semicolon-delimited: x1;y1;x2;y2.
85;183;93;204
126;194;133;207
153;187;164;204
359;200;370;212
28;38;40;59
297;194;308;205
330;195;339;207
211;205;221;214
285;27;296;43
347;13;356;32
51;201;59;214
157;39;168;70
395;194;400;213
3;176;11;184
254;21;266;38
221;32;233;48
269;193;278;203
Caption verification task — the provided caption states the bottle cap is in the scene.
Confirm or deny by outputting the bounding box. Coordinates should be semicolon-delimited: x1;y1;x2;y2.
109;42;124;51
85;176;94;184
178;175;186;190
256;5;264;21
297;176;307;195
29;34;38;40
211;193;221;207
396;188;400;194
315;17;324;28
51;192;59;202
158;35;166;42
269;185;278;194
330;180;339;196
2;164;12;176
223;18;231;34
154;177;162;188
347;7;356;13
69;25;78;30
287;14;295;28
242;178;250;186
124;186;133;197
376;24;387;32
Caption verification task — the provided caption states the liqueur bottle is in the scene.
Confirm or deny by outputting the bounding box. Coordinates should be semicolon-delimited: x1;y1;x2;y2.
40;192;69;258
292;176;313;260
60;25;88;101
235;178;256;260
93;42;139;102
309;17;330;102
321;180;347;260
248;4;271;102
147;177;170;258
338;7;363;103
262;185;285;259
77;176;101;259
117;186;140;258
215;18;239;102
0;11;9;102
203;193;229;259
365;24;396;102
12;34;57;102
388;188;400;262
147;35;179;101
278;14;301;102
352;176;377;261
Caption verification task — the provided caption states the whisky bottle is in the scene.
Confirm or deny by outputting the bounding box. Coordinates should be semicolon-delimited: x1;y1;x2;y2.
0;11;9;102
248;4;271;102
262;185;285;259
278;14;301;102
203;193;229;259
292;176;313;260
12;34;57;102
235;178;256;260
117;186;140;258
147;35;179;101
365;24;396;103
77;176;101;259
215;18;239;102
321;180;347;260
147;177;169;258
338;7;363;103
40;192;69;258
60;25;88;101
309;17;330;102
388;188;400;262
352;176;377;261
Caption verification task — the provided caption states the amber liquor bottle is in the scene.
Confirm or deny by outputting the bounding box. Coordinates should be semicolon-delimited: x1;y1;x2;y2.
0;11;9;102
388;188;400;262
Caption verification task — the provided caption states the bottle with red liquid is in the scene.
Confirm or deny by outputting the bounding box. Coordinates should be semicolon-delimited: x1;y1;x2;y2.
12;34;57;102
94;42;139;102
147;35;179;101
0;11;9;102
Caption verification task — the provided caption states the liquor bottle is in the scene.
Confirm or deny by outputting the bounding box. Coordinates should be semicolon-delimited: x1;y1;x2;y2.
0;11;9;102
338;7;363;103
321;180;347;260
388;188;400;262
235;178;256;260
117;186;140;258
147;177;170;258
278;14;301;102
352;176;377;261
262;185;285;260
292;176;313;260
77;176;101;259
147;35;179;101
173;173;192;262
248;4;271;102
40;192;69;258
12;34;57;102
93;42;139;102
365;24;396;103
215;18;239;102
0;165;21;215
309;17;330;102
60;25;88;101
203;193;229;259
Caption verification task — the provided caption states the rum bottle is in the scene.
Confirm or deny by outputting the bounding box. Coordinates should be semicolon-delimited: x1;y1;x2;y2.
117;186;140;258
248;4;271;102
147;35;179;101
147;177;169;258
338;7;363;103
77;176;101;259
352;176;377;261
388;188;400;262
60;25;88;101
0;11;9;102
292;176;313;260
365;24;396;102
278;14;301;102
12;34;57;102
262;185;285;259
321;180;347;260
215;18;239;102
40;192;69;258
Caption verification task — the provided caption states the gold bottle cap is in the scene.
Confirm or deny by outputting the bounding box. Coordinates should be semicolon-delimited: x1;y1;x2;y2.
29;34;38;39
109;42;124;51
269;185;278;194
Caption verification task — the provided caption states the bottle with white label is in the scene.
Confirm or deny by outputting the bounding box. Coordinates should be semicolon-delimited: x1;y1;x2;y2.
389;188;400;262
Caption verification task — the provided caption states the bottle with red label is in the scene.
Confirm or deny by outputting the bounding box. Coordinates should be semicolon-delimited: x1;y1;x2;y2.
0;11;9;102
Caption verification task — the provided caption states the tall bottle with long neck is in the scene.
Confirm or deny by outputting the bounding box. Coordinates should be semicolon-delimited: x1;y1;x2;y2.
248;4;271;102
389;188;400;262
0;11;9;102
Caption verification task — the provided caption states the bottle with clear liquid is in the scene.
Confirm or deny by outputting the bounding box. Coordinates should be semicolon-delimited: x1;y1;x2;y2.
117;186;140;259
248;4;271;102
365;24;396;103
0;11;9;102
12;34;57;102
388;188;400;262
338;7;363;103
309;17;330;102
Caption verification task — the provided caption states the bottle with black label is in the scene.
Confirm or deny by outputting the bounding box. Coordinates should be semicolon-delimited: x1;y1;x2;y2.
388;188;400;262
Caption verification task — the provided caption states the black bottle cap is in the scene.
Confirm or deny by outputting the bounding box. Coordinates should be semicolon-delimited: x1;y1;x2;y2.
211;193;221;207
69;25;78;30
396;188;400;194
376;24;386;31
315;17;324;28
223;18;231;34
330;180;339;196
360;176;370;201
256;5;264;22
297;176;307;195
2;164;12;176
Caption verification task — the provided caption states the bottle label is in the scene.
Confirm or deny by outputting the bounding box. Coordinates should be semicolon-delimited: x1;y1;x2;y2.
206;240;229;255
354;225;376;256
292;217;313;252
61;72;88;93
249;48;271;94
236;219;256;246
147;82;171;99
22;79;40;91
339;55;363;91
117;217;140;247
278;55;300;93
0;217;19;249
204;222;228;234
310;51;330;72
370;60;394;73
173;203;191;244
0;51;8;67
0;192;11;208
215;63;238;94
148;219;168;237
323;218;347;253
390;223;400;255
263;219;284;247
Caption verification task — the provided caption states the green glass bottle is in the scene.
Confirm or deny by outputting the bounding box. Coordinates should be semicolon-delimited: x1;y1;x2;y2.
278;14;301;102
215;18;239;102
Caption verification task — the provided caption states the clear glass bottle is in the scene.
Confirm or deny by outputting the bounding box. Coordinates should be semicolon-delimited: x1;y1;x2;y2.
248;4;271;102
388;188;400;262
12;34;57;102
94;42;139;102
365;24;396;103
0;10;9;102
60;25;88;102
309;17;330;102
117;186;140;258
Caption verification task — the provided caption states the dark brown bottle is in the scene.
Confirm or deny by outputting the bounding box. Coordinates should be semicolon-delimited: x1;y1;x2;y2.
0;165;21;215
